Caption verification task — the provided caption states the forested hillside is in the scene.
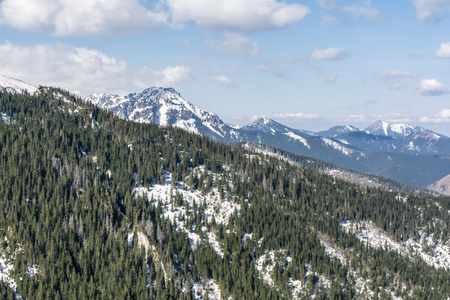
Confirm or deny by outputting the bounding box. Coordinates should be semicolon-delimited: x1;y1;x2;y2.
0;89;449;299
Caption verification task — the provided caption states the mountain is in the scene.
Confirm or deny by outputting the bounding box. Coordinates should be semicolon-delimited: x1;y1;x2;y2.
1;89;450;299
365;120;417;137
84;87;450;187
330;120;450;155
85;87;234;140
241;116;315;136
316;125;360;138
0;74;36;94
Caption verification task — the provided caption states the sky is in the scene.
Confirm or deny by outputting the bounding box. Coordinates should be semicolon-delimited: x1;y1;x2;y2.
0;0;450;135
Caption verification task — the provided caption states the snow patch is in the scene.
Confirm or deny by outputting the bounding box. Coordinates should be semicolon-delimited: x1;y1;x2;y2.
284;132;310;149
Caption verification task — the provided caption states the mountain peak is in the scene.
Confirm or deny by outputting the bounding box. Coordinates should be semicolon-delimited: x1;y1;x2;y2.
317;125;360;138
365;120;415;137
242;116;288;133
0;74;37;95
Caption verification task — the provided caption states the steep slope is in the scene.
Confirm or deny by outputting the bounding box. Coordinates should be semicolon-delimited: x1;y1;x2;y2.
1;89;450;299
428;174;450;196
85;87;233;140
0;74;36;94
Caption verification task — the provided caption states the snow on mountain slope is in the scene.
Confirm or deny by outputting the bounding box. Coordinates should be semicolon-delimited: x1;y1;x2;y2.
342;220;450;270
321;137;355;156
317;125;360;138
85;87;230;138
365;120;417;138
0;74;36;94
241;116;315;136
428;174;450;196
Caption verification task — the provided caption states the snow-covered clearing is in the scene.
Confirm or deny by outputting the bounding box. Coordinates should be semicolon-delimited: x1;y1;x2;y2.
192;279;222;300
342;220;450;270
255;250;330;299
134;170;240;257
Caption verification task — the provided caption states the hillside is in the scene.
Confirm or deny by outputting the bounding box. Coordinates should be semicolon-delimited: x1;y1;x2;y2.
84;87;450;188
0;89;449;299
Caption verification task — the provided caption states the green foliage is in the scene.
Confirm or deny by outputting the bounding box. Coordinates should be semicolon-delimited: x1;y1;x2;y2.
0;90;448;299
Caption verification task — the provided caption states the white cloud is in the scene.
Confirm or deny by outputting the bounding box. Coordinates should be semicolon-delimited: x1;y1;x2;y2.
326;74;338;83
0;41;194;95
434;42;450;58
211;75;236;87
167;0;310;32
318;0;379;20
321;15;337;26
271;112;320;120
310;47;349;60
0;0;167;36
414;0;450;21
390;84;404;90
0;41;128;95
420;109;450;123
136;65;193;89
418;79;449;96
259;63;292;78
380;70;418;78
207;32;260;57
345;115;365;123
375;113;411;124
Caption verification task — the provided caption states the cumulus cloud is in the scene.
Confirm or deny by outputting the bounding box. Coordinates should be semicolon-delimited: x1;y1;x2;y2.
414;0;450;21
0;0;167;36
318;0;379;20
259;63;292;78
271;112;320;120
434;42;450;58
0;41;194;95
207;32;260;57
135;65;193;89
310;47;349;60
380;70;418;78
211;75;236;87
418;79;449;96
167;0;310;32
420;109;450;123
0;41;128;94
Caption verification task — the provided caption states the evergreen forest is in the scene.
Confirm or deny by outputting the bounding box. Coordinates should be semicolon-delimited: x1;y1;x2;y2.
0;89;449;299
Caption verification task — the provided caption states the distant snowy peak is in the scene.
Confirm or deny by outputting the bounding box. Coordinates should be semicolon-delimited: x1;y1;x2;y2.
85;87;229;138
242;116;288;133
365;120;421;138
241;116;314;136
317;125;361;138
0;74;37;95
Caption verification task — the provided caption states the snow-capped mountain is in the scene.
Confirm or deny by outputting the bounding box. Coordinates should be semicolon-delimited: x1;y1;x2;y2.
83;86;450;187
241;116;315;136
365;120;419;138
85;87;233;139
329;120;450;155
317;125;360;138
0;74;36;94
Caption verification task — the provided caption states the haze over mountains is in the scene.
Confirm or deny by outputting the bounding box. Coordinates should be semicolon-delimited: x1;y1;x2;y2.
2;74;450;189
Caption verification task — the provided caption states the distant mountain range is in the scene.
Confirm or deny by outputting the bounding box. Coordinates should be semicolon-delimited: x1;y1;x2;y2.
1;74;449;189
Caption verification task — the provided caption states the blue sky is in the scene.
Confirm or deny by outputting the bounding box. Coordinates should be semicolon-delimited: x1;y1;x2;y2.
1;0;450;135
